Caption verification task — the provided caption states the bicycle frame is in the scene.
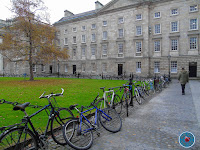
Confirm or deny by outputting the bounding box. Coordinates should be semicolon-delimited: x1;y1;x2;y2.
103;90;115;108
75;106;112;134
18;102;58;147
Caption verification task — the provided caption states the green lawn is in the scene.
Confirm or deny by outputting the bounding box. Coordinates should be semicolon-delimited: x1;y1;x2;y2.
0;77;126;130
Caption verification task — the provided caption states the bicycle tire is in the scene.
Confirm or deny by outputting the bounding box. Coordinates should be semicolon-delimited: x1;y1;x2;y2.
98;108;122;133
126;90;132;117
96;97;106;109
51;108;74;145
0;127;38;150
113;94;122;114
121;92;129;117
134;89;142;105
63;119;93;150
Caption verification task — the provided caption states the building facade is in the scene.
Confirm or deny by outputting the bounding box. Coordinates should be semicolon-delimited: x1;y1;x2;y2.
1;0;200;78
52;0;200;78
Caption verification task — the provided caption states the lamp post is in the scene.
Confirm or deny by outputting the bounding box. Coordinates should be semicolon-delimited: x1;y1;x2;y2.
167;55;171;79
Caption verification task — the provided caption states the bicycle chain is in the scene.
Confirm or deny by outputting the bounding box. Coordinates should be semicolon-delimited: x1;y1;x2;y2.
0;99;44;108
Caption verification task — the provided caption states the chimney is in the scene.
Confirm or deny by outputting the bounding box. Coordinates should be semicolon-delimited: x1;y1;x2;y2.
64;10;74;17
95;1;103;10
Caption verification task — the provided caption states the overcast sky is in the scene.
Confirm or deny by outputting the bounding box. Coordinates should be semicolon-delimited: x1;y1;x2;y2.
0;0;111;24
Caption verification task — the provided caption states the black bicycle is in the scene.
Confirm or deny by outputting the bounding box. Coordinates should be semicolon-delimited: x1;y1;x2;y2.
0;88;74;150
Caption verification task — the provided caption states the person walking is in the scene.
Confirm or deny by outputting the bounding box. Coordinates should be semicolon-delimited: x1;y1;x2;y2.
178;68;189;95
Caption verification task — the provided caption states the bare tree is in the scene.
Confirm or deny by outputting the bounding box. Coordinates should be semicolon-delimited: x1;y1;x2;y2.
0;0;69;80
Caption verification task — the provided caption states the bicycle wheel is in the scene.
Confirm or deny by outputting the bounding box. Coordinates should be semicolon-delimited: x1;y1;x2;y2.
51;108;74;145
98;108;122;133
134;89;142;105
0;127;38;150
63;119;93;150
113;94;122;114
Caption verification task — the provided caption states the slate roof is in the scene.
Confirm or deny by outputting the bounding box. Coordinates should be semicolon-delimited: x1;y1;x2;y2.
54;9;97;24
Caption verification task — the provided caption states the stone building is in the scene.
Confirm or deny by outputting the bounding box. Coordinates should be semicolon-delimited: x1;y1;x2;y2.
0;0;199;78
53;0;200;78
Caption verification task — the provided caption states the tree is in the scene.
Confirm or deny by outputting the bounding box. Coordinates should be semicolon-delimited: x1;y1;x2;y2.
0;0;69;80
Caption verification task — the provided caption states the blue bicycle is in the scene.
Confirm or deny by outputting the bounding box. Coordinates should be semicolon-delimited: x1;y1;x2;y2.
63;94;122;150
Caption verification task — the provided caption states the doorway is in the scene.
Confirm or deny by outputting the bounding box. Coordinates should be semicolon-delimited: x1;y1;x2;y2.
189;62;197;77
49;65;52;74
118;64;123;76
73;65;76;74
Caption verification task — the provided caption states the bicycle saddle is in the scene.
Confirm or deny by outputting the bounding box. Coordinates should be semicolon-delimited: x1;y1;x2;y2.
69;104;78;110
13;102;30;111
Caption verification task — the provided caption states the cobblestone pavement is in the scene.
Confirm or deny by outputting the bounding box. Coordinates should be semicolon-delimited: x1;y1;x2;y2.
49;80;200;150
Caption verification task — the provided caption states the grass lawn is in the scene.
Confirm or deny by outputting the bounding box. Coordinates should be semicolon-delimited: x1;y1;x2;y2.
0;77;126;130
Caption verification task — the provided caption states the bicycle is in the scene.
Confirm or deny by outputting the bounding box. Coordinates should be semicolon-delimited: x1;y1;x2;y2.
120;84;132;117
132;81;145;105
63;94;122;150
98;86;122;114
0;88;74;150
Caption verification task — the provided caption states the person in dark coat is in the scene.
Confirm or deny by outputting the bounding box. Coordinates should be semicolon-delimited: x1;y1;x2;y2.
178;68;189;95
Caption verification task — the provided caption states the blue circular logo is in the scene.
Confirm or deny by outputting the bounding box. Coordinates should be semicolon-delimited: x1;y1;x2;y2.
179;131;195;148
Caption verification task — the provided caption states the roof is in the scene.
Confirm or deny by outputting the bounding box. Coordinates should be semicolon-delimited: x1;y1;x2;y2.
54;9;97;25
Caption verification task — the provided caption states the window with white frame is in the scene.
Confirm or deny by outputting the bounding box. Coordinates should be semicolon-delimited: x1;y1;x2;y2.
171;61;177;73
136;14;142;20
91;24;96;29
82;26;86;31
190;37;197;49
154;62;160;73
82;64;86;72
41;64;45;72
73;48;76;57
154;40;161;52
102;45;107;56
136;26;142;35
190;19;198;30
118;17;124;24
72;27;76;32
171;39;178;51
91;33;96;42
171;21;178;32
91;63;96;72
103;21;107;26
118;43;123;54
82;47;86;56
91;47;96;56
33;64;36;72
64;29;67;34
155;12;161;18
136;62;141;73
190;5;198;12
171;9;178;15
102;63;107;72
65;65;68;72
64;38;68;45
155;24;161;34
136;41;142;53
118;29;124;38
82;35;86;43
103;31;107;40
73;36;76;44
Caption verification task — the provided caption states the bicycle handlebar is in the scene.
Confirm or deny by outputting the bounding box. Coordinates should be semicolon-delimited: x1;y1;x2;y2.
39;88;64;99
